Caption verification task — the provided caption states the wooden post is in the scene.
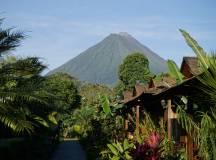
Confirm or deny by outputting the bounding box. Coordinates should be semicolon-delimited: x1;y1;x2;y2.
166;99;178;140
124;118;128;131
167;99;172;140
164;107;168;122
124;114;129;138
186;133;194;160
136;105;140;133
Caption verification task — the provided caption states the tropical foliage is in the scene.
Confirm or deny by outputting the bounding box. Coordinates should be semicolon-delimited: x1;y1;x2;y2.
117;52;151;91
106;139;134;160
44;73;80;112
0;18;80;160
75;93;124;159
2;14;216;160
0;57;53;134
103;112;185;160
0;18;24;54
176;29;216;160
0;18;54;134
167;60;184;84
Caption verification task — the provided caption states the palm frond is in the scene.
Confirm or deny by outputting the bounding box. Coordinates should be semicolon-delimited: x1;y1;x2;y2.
195;53;216;104
0;28;25;55
0;57;46;76
0;108;34;134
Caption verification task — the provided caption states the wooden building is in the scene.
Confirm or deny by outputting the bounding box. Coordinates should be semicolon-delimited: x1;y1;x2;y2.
120;57;201;160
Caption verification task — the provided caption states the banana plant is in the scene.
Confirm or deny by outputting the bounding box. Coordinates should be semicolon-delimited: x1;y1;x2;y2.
167;59;184;84
180;29;209;70
99;94;124;116
99;94;111;115
178;29;216;160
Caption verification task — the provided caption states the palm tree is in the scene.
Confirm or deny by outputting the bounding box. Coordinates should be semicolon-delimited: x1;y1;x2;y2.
0;57;55;134
0;18;57;135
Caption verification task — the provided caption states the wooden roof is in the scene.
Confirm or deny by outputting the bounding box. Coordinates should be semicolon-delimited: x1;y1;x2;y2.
122;56;202;105
180;57;201;76
123;75;199;105
122;75;177;104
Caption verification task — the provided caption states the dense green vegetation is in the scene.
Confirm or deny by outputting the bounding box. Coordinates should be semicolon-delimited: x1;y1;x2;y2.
1;16;216;160
0;19;80;160
176;29;216;160
114;53;152;98
76;31;216;160
118;53;151;90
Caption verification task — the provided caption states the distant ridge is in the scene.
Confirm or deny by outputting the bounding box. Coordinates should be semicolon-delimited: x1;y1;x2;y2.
48;32;167;85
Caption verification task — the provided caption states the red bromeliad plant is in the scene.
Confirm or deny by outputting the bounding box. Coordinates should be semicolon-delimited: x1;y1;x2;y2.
147;132;160;148
130;131;163;160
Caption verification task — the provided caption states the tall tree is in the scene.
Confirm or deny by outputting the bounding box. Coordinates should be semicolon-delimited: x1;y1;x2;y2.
117;52;151;91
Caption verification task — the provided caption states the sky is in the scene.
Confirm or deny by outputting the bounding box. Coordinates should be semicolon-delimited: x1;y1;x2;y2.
1;0;216;72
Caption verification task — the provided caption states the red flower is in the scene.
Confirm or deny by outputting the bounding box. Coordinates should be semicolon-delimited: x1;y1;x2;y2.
130;131;161;160
146;132;160;148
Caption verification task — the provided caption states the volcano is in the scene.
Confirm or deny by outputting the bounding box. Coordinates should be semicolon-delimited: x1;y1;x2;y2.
48;32;167;85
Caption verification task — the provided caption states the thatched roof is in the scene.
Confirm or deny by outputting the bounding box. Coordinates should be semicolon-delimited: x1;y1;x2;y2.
122;75;199;105
180;57;201;76
122;75;177;104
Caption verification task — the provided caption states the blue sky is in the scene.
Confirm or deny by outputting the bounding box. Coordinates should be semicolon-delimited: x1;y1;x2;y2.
2;0;216;72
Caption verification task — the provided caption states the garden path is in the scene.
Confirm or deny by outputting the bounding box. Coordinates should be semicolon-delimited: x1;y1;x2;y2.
52;139;86;160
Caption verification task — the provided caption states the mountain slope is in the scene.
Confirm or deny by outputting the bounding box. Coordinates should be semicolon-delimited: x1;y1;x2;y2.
48;32;167;85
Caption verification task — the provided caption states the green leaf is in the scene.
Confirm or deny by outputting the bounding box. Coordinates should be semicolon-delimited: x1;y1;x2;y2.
116;141;123;153
167;59;184;84
33;116;49;127
99;94;111;115
48;112;58;125
111;156;120;160
123;139;130;150
180;29;209;70
113;104;124;110
107;144;118;156
125;151;132;160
